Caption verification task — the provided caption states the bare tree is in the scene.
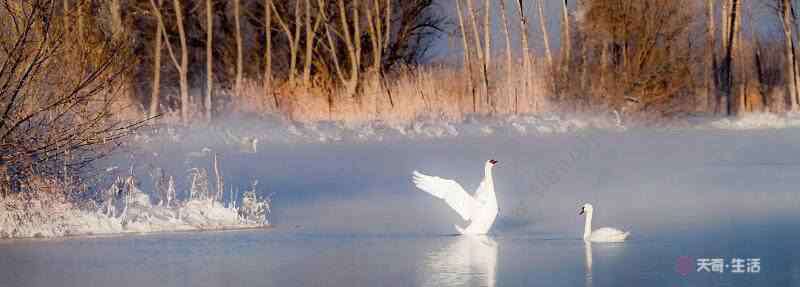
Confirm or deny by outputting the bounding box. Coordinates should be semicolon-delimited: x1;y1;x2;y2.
706;0;716;112
302;0;324;90
561;0;571;74
456;0;477;112
515;0;534;111
537;0;554;69
0;0;144;192
720;0;740;115
149;0;164;118
108;0;124;40
149;0;190;124
781;0;798;111
272;1;302;86
499;0;513;76
264;0;277;109
174;0;190;124
321;0;363;98
365;0;393;75
206;0;214;121
466;0;489;110
583;0;694;112
483;0;492;69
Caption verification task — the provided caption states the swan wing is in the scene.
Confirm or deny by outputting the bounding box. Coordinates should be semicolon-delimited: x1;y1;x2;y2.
413;170;478;221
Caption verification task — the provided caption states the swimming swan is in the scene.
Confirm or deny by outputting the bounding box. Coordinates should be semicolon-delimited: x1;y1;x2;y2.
579;203;630;242
412;160;499;235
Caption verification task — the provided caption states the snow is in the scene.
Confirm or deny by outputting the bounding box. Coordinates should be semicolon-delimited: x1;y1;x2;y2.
705;112;800;130
0;178;270;239
133;113;623;151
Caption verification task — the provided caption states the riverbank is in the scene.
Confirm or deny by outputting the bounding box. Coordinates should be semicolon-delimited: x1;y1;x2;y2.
0;177;271;239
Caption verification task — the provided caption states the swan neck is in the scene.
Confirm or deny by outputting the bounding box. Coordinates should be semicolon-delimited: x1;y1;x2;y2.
484;165;494;183
583;211;593;240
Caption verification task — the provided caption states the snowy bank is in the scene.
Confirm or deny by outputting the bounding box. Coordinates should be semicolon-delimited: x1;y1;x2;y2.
703;112;800;130
134;113;625;151
0;176;271;239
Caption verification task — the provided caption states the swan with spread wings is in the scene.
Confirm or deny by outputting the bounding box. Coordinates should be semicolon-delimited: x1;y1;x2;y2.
412;160;499;235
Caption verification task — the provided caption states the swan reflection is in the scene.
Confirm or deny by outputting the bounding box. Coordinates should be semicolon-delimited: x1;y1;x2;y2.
423;236;498;287
585;242;593;287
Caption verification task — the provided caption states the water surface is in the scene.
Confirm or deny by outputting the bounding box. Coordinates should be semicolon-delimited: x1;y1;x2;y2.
3;128;800;286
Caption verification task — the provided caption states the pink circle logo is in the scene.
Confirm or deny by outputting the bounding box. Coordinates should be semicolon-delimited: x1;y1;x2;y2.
676;256;693;276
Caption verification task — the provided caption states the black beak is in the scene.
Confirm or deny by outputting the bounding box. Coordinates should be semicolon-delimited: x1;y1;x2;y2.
490;159;498;165
579;208;584;215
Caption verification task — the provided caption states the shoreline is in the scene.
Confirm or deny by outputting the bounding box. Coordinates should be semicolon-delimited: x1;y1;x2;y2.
0;224;272;243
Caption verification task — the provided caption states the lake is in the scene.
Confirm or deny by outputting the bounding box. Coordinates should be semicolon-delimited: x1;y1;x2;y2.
2;127;800;286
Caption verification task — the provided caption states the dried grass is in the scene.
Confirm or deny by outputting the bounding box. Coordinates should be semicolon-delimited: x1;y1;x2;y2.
227;63;551;125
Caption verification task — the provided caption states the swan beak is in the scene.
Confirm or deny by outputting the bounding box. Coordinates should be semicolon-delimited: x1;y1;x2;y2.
579;208;584;215
489;159;498;165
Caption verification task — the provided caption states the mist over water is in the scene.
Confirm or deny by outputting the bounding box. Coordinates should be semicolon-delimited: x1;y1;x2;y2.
3;124;800;286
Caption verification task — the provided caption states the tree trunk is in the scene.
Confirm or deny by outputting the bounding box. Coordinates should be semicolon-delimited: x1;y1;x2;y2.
499;0;513;76
483;0;494;111
149;0;164;118
63;0;70;29
272;1;301;86
348;0;362;97
537;0;556;96
722;0;729;53
152;0;191;123
792;2;800;106
109;0;124;40
235;0;244;101
499;0;514;112
264;0;277;109
466;0;487;112
537;0;553;69
753;32;768;111
175;0;190;124
735;0;744;114
561;0;570;74
366;0;382;73
578;0;587;90
206;0;214;121
515;0;533;111
303;0;313;89
456;0;476;113
483;0;492;69
783;0;799;111
322;0;361;99
77;0;85;40
601;38;608;89
302;0;323;90
721;0;738;116
705;0;716;113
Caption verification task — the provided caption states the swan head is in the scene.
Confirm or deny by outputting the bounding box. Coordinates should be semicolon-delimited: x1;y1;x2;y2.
486;159;498;167
579;203;594;215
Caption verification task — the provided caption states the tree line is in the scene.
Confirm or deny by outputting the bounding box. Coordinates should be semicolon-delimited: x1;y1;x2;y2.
120;0;444;123
455;0;800;117
6;0;800;194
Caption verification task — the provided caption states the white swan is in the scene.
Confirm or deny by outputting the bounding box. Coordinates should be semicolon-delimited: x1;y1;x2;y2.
579;203;630;242
412;160;499;235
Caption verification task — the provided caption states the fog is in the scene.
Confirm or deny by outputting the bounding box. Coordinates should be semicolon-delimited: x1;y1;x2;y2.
124;116;800;240
5;115;800;286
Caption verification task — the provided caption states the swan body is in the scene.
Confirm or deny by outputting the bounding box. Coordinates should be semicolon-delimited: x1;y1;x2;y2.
580;203;630;243
412;160;499;235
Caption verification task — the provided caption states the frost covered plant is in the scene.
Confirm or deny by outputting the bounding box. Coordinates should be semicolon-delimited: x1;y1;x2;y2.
188;168;210;201
100;177;122;217
238;181;271;225
165;176;176;208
